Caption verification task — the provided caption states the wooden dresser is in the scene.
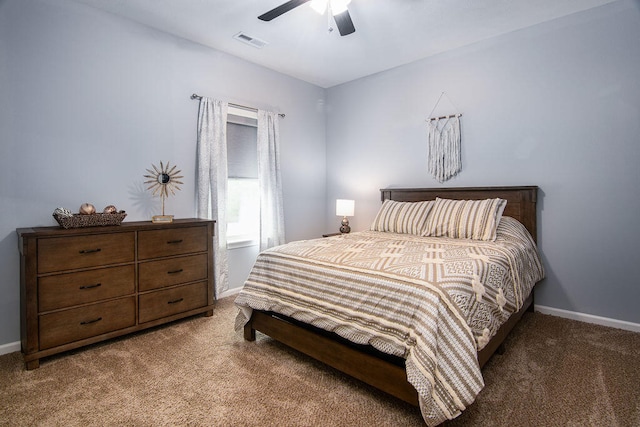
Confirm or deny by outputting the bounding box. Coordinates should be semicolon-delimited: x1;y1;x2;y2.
17;218;215;369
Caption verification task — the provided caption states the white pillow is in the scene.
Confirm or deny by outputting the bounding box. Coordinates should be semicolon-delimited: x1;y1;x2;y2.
423;197;507;241
370;200;434;235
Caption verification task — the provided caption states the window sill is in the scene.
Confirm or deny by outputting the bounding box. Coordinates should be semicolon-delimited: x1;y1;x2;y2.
227;237;259;250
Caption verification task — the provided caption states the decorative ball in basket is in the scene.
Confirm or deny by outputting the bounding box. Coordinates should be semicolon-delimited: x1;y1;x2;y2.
144;161;183;223
53;204;127;229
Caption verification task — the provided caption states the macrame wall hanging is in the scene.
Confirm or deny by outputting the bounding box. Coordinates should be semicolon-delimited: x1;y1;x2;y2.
426;92;463;183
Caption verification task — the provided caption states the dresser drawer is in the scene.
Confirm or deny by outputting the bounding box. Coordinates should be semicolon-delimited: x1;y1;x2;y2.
138;226;208;260
38;233;135;273
39;297;136;350
138;281;208;324
38;265;135;312
138;254;208;291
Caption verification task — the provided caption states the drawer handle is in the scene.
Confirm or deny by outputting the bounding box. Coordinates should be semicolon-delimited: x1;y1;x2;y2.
167;239;183;244
167;269;184;275
80;317;102;325
79;248;102;254
79;283;102;290
167;298;184;305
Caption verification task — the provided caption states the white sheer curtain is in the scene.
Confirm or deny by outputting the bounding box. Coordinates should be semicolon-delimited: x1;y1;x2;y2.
196;97;229;298
257;110;285;251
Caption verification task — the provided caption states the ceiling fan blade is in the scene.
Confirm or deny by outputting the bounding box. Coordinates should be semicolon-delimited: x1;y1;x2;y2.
334;9;356;36
258;0;312;21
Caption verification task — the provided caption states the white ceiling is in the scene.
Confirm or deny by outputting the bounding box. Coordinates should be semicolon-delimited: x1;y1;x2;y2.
72;0;616;88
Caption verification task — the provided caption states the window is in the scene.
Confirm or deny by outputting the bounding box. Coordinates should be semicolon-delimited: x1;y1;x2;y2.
226;109;259;247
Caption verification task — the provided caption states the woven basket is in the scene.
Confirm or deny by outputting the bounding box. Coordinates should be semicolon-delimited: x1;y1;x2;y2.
53;212;127;229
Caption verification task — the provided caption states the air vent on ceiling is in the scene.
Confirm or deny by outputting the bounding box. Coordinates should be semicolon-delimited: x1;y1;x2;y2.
233;32;269;49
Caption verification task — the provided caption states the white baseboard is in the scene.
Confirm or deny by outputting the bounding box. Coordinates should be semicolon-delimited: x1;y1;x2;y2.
0;341;20;356
218;287;242;300
535;305;640;333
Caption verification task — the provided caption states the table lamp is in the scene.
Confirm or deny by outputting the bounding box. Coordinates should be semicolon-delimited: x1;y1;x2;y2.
336;199;355;233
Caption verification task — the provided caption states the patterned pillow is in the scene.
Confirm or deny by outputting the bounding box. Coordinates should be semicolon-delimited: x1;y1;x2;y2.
423;197;507;241
370;200;434;235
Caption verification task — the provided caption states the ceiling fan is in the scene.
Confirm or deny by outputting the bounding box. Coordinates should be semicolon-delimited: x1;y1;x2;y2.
258;0;356;36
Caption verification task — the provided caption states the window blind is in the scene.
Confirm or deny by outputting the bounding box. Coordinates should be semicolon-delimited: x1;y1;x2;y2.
227;117;258;179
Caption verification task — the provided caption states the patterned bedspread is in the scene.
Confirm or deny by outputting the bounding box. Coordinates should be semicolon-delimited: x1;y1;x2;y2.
235;216;544;426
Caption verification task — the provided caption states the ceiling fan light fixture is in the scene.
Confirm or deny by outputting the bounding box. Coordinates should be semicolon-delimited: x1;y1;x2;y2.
309;0;327;14
261;0;355;36
310;0;351;16
330;0;351;15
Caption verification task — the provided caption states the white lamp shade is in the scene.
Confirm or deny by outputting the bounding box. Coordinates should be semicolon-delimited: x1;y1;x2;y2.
336;199;355;217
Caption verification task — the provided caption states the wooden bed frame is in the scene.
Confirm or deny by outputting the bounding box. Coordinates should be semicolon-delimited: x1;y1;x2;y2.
244;186;539;407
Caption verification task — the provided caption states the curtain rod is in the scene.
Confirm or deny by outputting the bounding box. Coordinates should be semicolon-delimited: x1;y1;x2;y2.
190;94;285;118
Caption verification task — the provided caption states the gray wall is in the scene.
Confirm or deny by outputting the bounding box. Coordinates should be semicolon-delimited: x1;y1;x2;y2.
0;0;326;346
325;0;640;323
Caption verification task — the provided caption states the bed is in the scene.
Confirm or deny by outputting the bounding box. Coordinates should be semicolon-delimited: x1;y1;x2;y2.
234;186;544;426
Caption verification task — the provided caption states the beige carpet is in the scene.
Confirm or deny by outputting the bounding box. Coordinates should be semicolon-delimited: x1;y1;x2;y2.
1;296;639;426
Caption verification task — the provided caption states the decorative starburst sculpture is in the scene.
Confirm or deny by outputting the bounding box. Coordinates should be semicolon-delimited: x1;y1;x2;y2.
144;161;183;223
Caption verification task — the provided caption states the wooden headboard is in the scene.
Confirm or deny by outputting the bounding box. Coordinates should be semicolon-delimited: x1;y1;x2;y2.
381;186;538;242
